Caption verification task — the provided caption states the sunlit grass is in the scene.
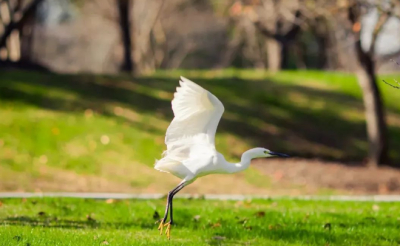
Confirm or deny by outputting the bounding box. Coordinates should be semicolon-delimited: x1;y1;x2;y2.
0;198;399;245
1;69;400;192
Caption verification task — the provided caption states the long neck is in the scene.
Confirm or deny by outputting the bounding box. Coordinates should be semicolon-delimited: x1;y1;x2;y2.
225;149;254;174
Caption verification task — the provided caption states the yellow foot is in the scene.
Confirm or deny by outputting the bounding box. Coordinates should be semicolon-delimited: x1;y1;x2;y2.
157;221;164;235
164;222;171;240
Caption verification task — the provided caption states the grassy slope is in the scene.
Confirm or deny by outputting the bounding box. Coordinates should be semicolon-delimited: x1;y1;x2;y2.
1;69;400;193
0;198;399;245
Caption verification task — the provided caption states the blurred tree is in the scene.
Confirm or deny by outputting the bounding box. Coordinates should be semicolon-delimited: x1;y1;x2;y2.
346;0;398;167
88;0;164;74
304;0;400;167
236;0;400;167
133;0;164;74
217;1;266;69
0;0;43;64
116;0;134;73
232;0;303;71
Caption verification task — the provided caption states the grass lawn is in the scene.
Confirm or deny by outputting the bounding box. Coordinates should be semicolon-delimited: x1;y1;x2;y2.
0;197;399;245
1;69;400;194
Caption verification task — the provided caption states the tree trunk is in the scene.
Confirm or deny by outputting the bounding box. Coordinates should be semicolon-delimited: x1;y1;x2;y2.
293;39;306;69
20;25;34;61
280;41;289;69
347;2;389;167
314;18;328;69
0;0;42;49
266;38;281;72
355;59;388;168
20;2;37;62
117;0;134;73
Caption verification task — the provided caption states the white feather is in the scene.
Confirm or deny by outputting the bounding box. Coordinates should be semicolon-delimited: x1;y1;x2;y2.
154;77;224;177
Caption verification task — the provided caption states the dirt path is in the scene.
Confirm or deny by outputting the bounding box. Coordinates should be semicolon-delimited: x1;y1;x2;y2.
253;158;400;195
2;158;399;195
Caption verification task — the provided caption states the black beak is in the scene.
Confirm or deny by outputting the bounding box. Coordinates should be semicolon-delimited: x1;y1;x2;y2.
269;151;290;157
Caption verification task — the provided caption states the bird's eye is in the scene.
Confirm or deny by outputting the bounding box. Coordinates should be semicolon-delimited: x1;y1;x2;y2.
264;150;268;154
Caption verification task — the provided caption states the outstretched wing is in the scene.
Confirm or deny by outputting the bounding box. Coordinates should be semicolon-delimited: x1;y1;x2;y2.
154;77;224;175
165;76;225;147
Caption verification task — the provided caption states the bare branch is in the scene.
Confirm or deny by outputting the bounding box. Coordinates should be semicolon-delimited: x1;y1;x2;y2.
369;2;394;55
382;80;400;89
0;0;42;49
382;59;400;89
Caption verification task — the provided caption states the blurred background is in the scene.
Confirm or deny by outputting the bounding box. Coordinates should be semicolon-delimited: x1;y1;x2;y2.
1;0;400;196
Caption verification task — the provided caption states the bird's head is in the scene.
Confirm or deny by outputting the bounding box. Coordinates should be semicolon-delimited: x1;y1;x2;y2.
248;147;290;158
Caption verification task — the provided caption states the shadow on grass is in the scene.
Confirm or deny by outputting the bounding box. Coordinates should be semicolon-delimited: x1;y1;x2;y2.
1;209;398;245
1;70;400;165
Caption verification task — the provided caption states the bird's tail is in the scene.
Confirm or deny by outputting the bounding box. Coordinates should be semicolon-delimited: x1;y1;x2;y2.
154;156;179;174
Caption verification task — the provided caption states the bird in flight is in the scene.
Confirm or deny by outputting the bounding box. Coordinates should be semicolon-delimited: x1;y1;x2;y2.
154;77;289;239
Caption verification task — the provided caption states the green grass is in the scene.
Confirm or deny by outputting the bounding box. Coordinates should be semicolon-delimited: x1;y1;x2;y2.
0;197;399;245
1;69;400;193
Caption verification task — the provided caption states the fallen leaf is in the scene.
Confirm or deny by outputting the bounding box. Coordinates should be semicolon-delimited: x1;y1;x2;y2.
268;224;282;230
211;223;221;228
255;211;265;218
244;225;252;230
0;201;3;207
12;236;21;241
87;214;96;221
324;223;331;230
372;204;380;211
101;240;109;245
153;211;160;220
193;215;201;221
105;199;114;204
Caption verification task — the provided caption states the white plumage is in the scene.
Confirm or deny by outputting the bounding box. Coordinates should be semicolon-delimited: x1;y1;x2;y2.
154;76;289;239
154;76;225;180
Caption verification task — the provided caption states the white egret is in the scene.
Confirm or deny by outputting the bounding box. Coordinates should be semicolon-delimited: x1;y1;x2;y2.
154;77;289;239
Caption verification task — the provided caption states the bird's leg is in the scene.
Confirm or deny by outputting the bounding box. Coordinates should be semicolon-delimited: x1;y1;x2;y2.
157;192;171;234
164;182;186;239
163;194;173;238
157;182;186;237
